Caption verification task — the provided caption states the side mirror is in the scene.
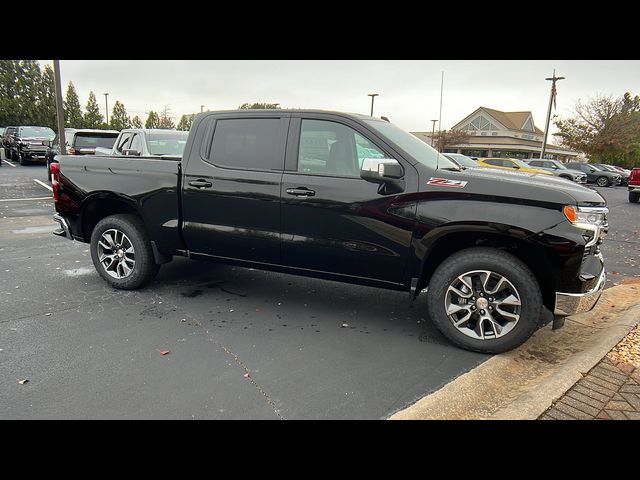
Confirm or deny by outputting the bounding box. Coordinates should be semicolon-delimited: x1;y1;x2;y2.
122;149;141;156
360;158;403;183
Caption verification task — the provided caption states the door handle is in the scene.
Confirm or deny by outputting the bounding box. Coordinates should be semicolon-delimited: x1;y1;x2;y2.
286;187;315;197
188;179;213;189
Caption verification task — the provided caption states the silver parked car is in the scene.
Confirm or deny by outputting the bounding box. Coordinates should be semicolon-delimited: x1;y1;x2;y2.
526;159;587;184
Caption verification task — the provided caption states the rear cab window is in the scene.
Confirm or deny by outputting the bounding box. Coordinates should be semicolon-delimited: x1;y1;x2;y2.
73;132;119;149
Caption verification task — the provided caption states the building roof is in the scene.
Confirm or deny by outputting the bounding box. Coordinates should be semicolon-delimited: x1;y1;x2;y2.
454;107;545;135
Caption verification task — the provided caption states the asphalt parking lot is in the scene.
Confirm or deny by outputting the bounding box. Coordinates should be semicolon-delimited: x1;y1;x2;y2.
1;156;638;419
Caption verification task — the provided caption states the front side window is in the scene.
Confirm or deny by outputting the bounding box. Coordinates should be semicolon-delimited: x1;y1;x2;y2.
129;134;143;153
298;119;386;177
485;159;503;167
209;118;285;170
116;133;133;153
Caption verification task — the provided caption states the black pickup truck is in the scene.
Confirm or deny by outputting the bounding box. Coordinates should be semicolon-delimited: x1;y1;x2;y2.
51;110;608;353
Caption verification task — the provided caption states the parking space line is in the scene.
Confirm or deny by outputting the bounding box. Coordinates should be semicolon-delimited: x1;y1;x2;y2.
33;179;53;192
0;196;52;202
2;159;16;167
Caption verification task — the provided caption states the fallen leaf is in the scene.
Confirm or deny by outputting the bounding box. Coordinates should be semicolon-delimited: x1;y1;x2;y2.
18;379;29;385
158;350;170;355
244;372;250;378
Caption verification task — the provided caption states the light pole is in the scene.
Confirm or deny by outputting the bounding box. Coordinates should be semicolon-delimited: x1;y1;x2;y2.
201;105;204;113
540;70;565;160
431;119;438;148
368;93;379;117
53;61;67;155
103;93;109;126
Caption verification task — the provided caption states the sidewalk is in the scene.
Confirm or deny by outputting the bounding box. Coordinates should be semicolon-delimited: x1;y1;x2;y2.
539;323;640;420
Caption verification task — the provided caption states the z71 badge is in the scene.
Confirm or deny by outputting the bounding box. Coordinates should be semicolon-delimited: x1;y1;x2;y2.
427;177;468;188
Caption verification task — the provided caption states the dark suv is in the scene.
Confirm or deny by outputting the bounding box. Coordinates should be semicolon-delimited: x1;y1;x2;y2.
526;159;587;184
565;162;621;187
45;129;120;179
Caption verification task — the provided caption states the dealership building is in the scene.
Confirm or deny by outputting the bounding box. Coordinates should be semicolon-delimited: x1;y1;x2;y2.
412;106;580;161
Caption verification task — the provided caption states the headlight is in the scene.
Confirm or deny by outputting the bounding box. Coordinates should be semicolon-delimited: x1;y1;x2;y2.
563;205;608;227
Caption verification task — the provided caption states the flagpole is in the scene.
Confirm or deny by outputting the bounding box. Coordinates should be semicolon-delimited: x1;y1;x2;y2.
437;71;444;152
540;69;565;160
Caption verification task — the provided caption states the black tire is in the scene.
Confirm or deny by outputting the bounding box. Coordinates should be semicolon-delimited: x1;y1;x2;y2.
18;153;28;166
90;214;160;290
426;247;543;354
11;150;18;162
630;192;640;203
3;148;9;159
559;175;573;182
596;176;610;187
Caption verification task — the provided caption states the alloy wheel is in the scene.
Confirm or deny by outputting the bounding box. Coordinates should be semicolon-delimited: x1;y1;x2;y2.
97;228;136;279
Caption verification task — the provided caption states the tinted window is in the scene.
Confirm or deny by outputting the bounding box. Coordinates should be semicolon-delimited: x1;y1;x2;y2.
74;133;118;149
209;118;285;170
116;133;133;153
147;131;189;156
129;134;143;153
298;119;384;177
529;160;542;167
485;159;503;167
20;126;55;138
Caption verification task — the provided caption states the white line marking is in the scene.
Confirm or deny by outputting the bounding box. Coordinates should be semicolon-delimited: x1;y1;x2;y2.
33;178;53;192
0;196;52;202
2;159;16;167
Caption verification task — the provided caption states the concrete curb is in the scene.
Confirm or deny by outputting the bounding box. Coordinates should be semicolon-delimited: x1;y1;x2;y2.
389;283;640;420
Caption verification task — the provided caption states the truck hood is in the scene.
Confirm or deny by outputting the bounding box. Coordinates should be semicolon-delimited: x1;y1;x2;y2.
425;166;606;207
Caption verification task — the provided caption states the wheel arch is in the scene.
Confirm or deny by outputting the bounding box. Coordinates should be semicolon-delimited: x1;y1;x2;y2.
80;193;145;242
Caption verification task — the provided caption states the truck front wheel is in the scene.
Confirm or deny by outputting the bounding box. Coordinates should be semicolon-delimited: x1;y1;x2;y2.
90;214;159;290
426;247;543;354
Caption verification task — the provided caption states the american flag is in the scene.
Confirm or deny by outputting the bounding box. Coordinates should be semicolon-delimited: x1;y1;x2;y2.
552;82;557;110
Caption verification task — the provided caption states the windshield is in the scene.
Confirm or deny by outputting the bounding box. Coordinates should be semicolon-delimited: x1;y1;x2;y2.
597;164;617;172
513;159;536;169
551;161;568;170
74;133;119;149
20;126;55;138
364;120;458;170
590;164;606;171
444;153;477;168
146;131;189;156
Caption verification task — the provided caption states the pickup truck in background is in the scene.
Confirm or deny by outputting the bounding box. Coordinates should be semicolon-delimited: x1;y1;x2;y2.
45;129;120;179
629;168;640;203
94;128;189;157
6;125;56;165
51;110;608;353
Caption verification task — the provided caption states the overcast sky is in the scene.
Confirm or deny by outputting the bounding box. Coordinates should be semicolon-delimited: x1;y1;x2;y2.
40;60;640;134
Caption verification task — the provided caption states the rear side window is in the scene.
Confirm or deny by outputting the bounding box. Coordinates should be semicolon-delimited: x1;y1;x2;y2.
485;159;502;166
208;118;285;171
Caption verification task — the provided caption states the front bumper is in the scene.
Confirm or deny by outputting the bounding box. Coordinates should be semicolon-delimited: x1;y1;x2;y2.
554;258;606;316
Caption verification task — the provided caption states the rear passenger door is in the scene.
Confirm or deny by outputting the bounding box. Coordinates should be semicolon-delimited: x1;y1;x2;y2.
181;113;289;264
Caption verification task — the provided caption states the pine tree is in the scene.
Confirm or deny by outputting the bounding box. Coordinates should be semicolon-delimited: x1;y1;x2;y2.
17;60;43;125
145;111;160;128
84;91;104;128
110;100;130;130
38;65;58;131
64;82;84;128
158;105;175;129
131;116;143;128
0;60;22;126
177;114;195;131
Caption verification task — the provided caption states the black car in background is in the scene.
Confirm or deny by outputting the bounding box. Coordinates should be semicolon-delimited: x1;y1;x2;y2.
592;163;630;186
5;126;56;165
46;129;120;179
565;162;621;187
2;126;18;160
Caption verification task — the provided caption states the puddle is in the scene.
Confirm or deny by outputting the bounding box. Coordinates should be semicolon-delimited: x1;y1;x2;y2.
12;225;56;234
63;267;95;276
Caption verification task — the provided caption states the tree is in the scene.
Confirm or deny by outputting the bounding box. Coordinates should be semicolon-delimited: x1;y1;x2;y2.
158;105;175;129
110;100;131;130
16;60;43;125
0;60;23;126
83;91;104;128
131;116;143;128
145;111;160;129
434;129;471;152
238;102;281;109
64;81;84;128
554;92;640;167
177;114;195;131
38;65;57;131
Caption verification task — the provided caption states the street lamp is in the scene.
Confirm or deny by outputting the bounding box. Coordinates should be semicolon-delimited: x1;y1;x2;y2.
431;119;438;148
201;105;204;113
368;93;379;117
104;93;109;125
540;70;565;160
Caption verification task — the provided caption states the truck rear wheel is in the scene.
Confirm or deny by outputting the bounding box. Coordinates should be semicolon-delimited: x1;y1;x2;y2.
630;192;640;203
426;247;543;354
90;214;159;290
